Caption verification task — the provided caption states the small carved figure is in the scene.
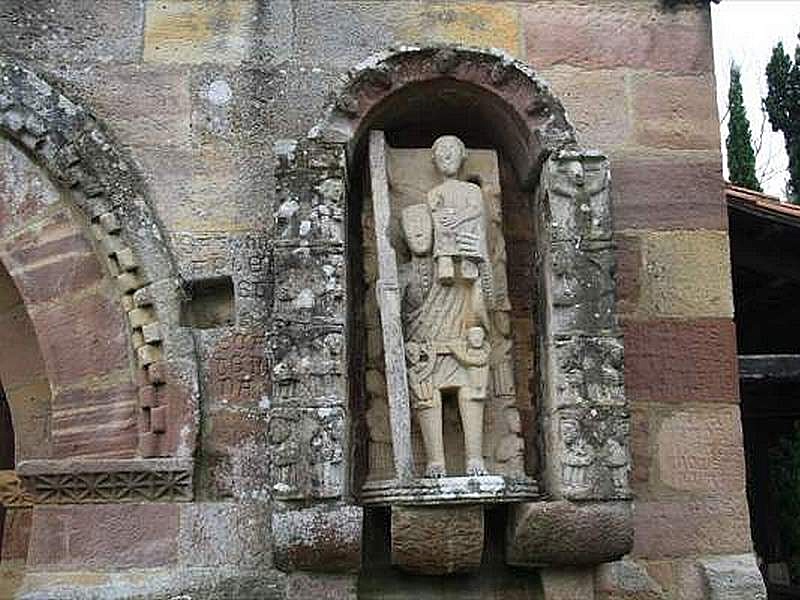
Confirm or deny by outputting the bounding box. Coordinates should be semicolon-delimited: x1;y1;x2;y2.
561;418;594;492
603;419;630;494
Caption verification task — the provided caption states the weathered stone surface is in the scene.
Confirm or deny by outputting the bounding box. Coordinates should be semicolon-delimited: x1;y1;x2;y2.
27;503;179;569
294;1;523;70
391;505;484;575
178;502;271;569
1;507;32;561
633;495;752;559
611;156;725;231
622;318;739;404
540;67;630;151
273;505;362;574
631;73;720;150
17;567;289;600
0;0;143;67
595;558;671;600
523;1;713;74
655;406;746;494
268;406;345;500
630;231;734;319
506;501;632;567
285;573;357;600
143;0;257;65
28;292;129;386
0;305;46;391
699;554;766;600
539;567;595;600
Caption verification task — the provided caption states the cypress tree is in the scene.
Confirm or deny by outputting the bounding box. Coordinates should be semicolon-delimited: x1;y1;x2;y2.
726;64;762;192
765;37;800;203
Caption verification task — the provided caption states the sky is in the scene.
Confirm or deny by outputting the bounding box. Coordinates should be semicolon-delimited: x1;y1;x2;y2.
712;0;800;198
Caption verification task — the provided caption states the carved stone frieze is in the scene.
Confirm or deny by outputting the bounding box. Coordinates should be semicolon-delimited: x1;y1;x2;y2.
272;247;345;324
552;406;630;500
268;406;345;500
267;323;345;406
15;459;193;504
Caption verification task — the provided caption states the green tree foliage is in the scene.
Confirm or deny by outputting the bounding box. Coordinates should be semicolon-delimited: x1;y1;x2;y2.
726;64;762;192
771;424;800;581
765;37;800;202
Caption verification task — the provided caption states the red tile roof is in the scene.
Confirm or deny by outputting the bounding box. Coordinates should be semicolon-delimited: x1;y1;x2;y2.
726;185;800;225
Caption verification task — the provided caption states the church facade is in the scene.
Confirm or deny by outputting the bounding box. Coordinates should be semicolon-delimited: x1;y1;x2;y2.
0;1;764;598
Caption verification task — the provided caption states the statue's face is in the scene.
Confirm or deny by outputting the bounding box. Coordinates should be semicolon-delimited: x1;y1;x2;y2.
467;326;485;348
401;204;433;255
432;136;466;177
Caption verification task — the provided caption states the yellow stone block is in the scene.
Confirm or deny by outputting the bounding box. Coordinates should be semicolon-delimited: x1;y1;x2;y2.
635;230;734;319
144;0;255;64
400;3;522;57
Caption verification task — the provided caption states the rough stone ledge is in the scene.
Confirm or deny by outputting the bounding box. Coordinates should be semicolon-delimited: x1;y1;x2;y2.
272;504;362;574
506;500;633;567
361;475;540;506
16;458;193;504
16;566;291;600
699;553;767;600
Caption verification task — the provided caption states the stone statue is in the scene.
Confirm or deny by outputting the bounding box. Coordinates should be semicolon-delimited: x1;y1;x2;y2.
399;135;495;477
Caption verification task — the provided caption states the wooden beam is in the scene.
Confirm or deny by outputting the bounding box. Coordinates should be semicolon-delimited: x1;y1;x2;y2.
739;354;800;382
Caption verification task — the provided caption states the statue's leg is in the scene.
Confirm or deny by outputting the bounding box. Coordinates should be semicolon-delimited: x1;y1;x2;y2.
418;391;446;478
459;389;487;476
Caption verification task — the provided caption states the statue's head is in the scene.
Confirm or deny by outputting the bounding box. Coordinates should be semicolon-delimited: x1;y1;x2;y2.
432;135;467;177
401;204;433;255
467;326;486;348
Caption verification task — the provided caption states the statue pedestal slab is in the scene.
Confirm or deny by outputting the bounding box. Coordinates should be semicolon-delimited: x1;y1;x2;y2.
361;475;539;506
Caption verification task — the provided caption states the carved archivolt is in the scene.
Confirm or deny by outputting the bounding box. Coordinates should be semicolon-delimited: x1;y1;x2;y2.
0;60;199;474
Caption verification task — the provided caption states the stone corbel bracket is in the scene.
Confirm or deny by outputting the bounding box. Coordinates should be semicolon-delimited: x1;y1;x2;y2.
506;151;632;568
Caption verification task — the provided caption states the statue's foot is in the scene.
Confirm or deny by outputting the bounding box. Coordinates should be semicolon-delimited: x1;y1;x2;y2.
425;463;446;478
466;459;488;477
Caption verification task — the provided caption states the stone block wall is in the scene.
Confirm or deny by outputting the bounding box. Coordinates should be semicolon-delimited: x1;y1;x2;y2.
0;1;761;598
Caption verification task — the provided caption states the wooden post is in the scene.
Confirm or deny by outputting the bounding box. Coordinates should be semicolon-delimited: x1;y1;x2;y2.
369;130;415;482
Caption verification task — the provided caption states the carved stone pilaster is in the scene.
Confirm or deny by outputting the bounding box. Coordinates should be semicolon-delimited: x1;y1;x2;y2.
269;138;362;572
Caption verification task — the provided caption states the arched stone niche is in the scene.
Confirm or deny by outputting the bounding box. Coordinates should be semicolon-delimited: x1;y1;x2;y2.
270;46;631;575
0;60;199;504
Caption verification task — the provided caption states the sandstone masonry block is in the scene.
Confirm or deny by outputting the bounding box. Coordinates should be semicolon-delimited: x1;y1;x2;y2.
28;291;130;387
622;319;739;404
655;406;746;495
178;502;272;569
273;505;363;574
633;495;752;559
612;156;725;231
631;231;733;319
27;503;179;570
0;0;143;67
144;0;257;64
293;1;522;70
539;567;595;600
522;1;713;74
540;67;630;151
631;74;720;150
595;558;671;600
392;505;483;575
0;306;46;390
